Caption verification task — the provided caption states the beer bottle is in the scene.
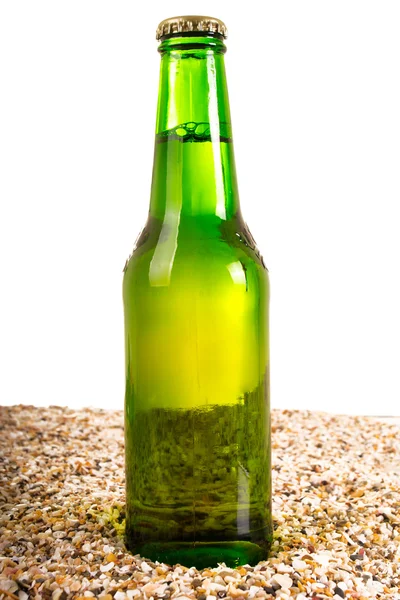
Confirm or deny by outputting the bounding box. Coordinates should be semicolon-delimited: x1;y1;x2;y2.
123;15;272;568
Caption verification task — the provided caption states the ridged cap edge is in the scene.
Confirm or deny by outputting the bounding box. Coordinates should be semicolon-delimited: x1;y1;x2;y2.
156;16;228;41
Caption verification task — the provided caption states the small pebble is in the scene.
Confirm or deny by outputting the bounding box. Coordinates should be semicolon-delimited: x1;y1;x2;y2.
292;559;307;572
230;585;248;597
263;587;276;595
271;574;293;589
141;561;153;573
52;590;67;600
70;581;81;592
349;553;364;561
209;583;227;592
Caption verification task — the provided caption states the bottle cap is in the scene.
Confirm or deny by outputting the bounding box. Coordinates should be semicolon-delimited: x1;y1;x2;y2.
156;16;228;41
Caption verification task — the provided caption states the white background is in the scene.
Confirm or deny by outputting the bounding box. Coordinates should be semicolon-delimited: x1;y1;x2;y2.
1;1;399;416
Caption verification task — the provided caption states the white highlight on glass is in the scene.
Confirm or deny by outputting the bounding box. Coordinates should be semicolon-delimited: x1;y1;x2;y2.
207;54;226;221
227;261;246;286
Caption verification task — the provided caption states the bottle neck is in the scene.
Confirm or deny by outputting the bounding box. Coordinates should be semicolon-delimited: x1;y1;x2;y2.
149;36;241;222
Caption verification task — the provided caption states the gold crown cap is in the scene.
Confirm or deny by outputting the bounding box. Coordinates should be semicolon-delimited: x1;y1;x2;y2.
156;16;228;40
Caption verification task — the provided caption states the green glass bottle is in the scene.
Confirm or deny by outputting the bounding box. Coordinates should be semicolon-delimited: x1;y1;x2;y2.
123;16;272;569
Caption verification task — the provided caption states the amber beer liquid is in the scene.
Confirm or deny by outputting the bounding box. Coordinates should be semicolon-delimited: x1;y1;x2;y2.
123;16;272;568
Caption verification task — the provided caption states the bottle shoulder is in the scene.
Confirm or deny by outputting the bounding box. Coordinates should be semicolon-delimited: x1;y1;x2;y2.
123;215;268;291
124;215;267;267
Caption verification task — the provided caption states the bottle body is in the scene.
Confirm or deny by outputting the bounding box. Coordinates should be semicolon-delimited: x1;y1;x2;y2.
123;29;272;568
124;214;271;567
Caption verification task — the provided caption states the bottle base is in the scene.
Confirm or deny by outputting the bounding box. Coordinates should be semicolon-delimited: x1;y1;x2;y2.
125;538;271;569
